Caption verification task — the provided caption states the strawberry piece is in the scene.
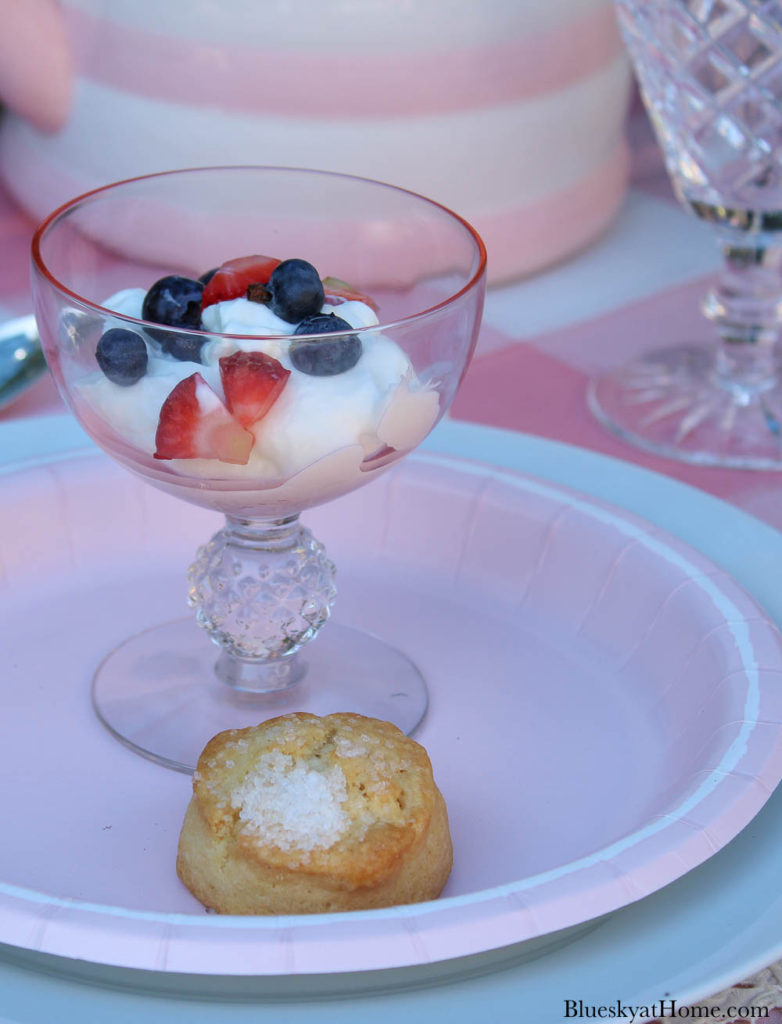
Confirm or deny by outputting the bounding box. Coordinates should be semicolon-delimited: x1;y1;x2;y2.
219;350;290;428
321;275;379;314
201;255;281;311
154;372;253;464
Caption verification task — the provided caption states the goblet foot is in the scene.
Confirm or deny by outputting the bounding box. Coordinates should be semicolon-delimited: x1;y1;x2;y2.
588;343;782;469
92;617;427;773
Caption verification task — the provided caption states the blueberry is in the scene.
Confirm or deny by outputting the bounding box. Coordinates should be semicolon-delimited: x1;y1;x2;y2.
96;328;148;385
294;313;353;336
142;275;203;329
147;328;206;363
267;259;324;324
198;267;218;286
290;314;362;376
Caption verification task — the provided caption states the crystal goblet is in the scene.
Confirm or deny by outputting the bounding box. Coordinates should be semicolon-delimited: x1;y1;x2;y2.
590;0;782;468
31;167;486;772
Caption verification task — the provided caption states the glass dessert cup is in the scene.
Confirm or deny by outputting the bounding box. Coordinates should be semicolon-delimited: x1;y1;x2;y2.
31;166;486;772
589;0;782;469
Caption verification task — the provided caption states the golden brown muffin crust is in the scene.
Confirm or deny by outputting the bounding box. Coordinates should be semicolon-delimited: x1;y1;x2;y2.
177;712;452;913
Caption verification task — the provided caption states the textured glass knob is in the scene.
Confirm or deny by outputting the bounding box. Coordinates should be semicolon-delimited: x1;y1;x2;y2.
187;515;336;692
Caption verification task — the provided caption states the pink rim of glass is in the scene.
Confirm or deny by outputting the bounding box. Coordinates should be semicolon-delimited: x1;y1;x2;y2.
30;164;489;344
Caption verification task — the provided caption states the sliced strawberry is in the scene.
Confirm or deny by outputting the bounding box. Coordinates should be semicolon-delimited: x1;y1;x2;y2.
219;350;290;428
201;255;281;311
154;372;253;464
321;275;379;314
360;444;398;471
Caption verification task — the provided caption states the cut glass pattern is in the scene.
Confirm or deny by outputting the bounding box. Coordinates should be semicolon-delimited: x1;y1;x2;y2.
617;0;782;212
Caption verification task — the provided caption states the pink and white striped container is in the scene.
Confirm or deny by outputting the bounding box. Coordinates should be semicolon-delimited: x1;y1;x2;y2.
0;0;632;283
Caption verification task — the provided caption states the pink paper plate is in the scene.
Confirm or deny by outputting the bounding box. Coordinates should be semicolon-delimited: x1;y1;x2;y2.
2;448;782;976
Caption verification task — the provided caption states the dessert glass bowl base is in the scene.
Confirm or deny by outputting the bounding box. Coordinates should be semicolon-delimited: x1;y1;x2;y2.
92;618;427;774
588;343;782;470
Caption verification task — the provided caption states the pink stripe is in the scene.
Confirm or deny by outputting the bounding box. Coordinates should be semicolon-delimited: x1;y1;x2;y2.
63;6;624;118
478;142;630;285
0;132;629;289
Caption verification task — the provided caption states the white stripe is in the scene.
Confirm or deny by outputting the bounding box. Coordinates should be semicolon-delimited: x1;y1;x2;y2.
3;59;630;218
60;0;608;53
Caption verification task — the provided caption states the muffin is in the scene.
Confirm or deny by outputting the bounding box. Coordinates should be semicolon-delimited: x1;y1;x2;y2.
176;712;452;914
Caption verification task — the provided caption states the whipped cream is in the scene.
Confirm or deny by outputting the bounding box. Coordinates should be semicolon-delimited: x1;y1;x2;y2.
77;287;440;488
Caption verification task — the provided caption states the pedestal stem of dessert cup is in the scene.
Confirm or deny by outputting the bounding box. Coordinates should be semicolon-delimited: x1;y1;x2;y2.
187;513;337;696
92;506;428;772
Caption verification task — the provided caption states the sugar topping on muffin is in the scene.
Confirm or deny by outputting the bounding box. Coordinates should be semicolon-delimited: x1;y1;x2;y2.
232;749;350;851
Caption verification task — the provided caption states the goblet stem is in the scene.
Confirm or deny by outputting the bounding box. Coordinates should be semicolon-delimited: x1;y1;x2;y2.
588;229;782;467
187;514;337;694
705;240;782;398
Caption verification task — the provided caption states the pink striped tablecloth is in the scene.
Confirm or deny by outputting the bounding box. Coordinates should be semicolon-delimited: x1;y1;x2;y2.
1;112;781;1019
